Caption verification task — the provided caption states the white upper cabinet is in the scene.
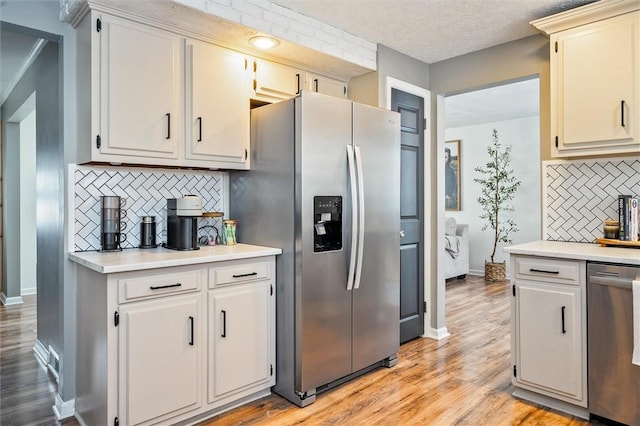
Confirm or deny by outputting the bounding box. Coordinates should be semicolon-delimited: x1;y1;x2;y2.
533;3;640;157
307;72;348;98
185;40;250;168
253;59;303;102
95;14;182;161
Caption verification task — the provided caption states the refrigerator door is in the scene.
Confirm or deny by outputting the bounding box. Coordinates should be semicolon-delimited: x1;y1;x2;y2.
297;92;354;392
351;102;401;371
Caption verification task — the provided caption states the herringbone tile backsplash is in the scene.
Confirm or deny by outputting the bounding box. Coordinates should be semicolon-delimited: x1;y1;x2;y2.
544;157;640;243
73;166;224;251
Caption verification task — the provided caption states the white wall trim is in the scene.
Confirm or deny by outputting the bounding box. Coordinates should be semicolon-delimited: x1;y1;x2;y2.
52;394;76;420
0;39;47;106
0;292;24;305
20;286;37;295
384;77;433;338
33;339;49;366
424;326;450;341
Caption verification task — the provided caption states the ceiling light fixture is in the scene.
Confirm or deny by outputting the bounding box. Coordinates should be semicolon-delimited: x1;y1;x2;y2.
249;35;280;50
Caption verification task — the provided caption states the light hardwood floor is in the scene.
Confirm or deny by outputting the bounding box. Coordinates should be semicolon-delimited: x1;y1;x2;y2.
199;276;591;425
1;277;593;425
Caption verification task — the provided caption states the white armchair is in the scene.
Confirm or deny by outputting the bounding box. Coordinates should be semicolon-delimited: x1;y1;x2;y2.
444;217;469;280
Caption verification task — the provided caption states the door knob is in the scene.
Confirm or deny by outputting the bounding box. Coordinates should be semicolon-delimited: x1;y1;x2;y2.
400;230;405;237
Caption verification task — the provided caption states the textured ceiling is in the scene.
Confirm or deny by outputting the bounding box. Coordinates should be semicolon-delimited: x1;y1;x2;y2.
270;0;595;63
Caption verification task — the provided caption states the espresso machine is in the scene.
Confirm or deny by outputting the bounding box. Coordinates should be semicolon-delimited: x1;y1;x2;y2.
166;195;202;250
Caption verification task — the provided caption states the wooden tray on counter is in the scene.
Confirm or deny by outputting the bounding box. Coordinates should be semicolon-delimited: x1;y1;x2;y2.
595;238;640;248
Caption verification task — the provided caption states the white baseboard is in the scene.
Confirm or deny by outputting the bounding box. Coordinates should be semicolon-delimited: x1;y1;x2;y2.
33;339;49;367
53;394;75;420
21;286;37;295
0;292;24;305
424;326;450;340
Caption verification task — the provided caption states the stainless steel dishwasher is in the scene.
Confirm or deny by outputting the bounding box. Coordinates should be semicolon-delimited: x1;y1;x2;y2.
588;262;640;425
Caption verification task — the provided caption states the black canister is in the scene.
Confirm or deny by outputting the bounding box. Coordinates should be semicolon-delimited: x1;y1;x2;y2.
139;216;157;248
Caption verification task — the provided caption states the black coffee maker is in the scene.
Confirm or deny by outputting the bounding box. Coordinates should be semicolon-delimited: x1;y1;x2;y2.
166;195;202;251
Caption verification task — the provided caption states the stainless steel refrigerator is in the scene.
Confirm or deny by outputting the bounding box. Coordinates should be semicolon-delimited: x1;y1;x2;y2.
230;91;400;407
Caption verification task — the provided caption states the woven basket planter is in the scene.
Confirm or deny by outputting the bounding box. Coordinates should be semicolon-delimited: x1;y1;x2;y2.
485;261;506;282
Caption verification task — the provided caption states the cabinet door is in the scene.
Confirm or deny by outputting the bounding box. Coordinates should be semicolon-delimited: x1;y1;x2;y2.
253;59;302;102
98;14;182;160
516;281;582;399
209;281;271;401
185;41;250;167
307;73;347;98
553;12;638;152
119;293;201;425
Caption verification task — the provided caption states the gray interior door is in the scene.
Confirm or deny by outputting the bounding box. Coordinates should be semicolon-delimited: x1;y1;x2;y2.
391;89;425;344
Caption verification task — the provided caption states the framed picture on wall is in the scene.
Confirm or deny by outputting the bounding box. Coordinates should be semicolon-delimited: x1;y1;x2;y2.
445;139;461;211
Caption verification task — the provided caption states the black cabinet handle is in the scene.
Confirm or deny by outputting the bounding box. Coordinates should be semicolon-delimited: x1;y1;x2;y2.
197;117;202;142
295;73;301;94
166;113;171;139
621;100;626;127
221;310;227;337
561;306;566;334
149;283;182;290
529;268;559;275
314;78;319;92
232;272;258;278
189;316;194;345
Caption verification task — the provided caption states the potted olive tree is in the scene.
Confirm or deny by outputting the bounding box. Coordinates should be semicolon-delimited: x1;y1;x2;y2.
473;129;521;281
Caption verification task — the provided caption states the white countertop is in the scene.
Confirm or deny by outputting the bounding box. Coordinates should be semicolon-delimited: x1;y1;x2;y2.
504;240;640;265
68;243;283;274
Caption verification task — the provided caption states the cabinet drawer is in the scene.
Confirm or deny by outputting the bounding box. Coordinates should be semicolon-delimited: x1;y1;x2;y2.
209;261;270;288
119;268;203;303
515;257;581;285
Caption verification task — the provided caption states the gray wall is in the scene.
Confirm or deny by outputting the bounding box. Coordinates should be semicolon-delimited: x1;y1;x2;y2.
349;44;430;108
2;121;21;300
1;0;78;402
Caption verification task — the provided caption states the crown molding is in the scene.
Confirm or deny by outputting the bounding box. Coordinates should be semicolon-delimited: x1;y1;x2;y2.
531;0;640;35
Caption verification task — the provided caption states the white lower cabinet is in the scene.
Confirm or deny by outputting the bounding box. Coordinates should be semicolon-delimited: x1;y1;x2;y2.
511;255;587;412
119;293;203;425
75;256;276;426
209;281;272;401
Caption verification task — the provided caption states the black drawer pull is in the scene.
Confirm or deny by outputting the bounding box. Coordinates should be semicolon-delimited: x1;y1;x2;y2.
529;268;559;275
621;100;626;127
189;316;194;346
149;283;182;290
197;116;202;142
561;306;566;334
166;112;171;139
232;272;258;278
221;310;227;338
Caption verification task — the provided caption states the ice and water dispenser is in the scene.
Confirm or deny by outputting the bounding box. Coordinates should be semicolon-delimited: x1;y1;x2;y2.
313;196;342;252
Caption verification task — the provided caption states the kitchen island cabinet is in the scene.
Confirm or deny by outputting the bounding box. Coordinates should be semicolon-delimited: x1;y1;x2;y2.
532;2;640;157
505;240;640;420
71;244;279;426
510;256;587;416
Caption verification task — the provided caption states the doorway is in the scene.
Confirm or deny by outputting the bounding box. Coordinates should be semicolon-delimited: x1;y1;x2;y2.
1;20;63;388
441;77;541;314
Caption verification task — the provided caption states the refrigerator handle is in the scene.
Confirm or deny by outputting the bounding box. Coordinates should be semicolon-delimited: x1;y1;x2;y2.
353;145;365;289
346;145;358;291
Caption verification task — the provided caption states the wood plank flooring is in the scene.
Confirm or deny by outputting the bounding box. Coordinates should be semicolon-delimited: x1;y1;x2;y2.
0;277;595;425
198;276;592;426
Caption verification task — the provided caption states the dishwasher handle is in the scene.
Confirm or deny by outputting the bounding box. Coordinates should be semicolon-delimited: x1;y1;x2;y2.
589;274;633;289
